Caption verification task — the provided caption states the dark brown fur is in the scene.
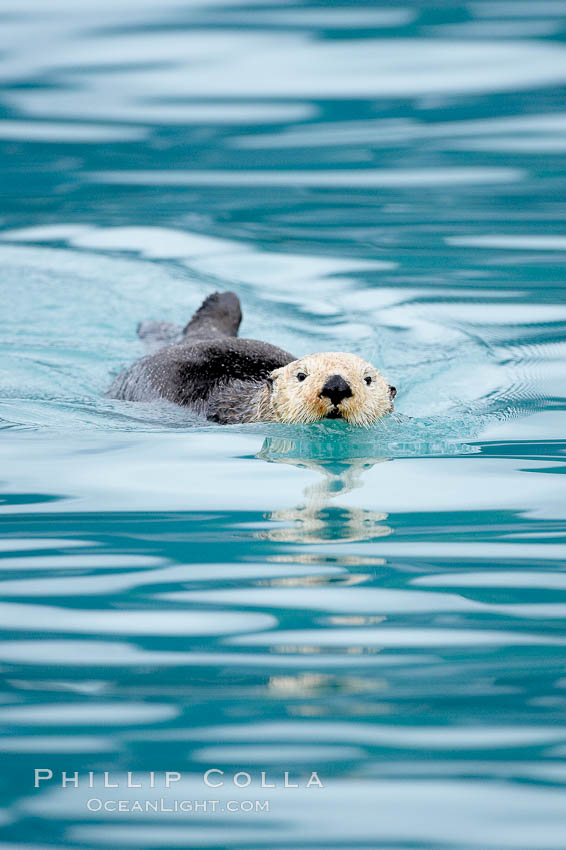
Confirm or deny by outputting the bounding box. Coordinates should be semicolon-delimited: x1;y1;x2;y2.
108;292;295;423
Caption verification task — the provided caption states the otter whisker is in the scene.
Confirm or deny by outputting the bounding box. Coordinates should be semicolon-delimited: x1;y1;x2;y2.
109;292;396;428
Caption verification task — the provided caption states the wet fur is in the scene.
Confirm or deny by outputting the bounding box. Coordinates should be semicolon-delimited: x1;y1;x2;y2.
109;291;395;425
269;352;394;426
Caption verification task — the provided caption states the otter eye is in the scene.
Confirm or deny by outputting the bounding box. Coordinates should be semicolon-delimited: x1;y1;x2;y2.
364;376;372;386
297;372;307;382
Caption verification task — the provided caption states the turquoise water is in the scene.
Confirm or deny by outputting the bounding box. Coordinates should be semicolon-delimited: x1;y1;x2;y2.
2;1;566;847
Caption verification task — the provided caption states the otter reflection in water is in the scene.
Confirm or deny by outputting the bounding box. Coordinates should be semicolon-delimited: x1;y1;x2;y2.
256;436;392;544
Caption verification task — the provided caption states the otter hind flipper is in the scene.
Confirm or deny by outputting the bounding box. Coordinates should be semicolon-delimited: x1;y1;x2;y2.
137;320;183;352
182;291;242;342
136;291;241;352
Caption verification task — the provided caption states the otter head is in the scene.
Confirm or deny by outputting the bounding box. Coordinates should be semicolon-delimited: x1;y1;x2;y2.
267;352;396;426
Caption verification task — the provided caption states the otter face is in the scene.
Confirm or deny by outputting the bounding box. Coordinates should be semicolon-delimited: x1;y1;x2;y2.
268;353;396;426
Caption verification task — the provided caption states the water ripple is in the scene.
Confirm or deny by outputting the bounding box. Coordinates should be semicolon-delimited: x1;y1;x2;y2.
2;1;566;848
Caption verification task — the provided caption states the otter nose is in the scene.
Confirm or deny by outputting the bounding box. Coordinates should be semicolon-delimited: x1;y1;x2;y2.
320;374;352;406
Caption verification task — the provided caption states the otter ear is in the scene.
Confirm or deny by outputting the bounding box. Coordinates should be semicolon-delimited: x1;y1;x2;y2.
389;385;397;400
270;367;284;382
264;368;280;394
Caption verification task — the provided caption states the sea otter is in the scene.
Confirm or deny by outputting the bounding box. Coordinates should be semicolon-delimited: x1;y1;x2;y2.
108;291;396;426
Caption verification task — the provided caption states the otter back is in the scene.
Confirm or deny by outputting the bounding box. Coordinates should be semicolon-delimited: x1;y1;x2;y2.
108;337;295;421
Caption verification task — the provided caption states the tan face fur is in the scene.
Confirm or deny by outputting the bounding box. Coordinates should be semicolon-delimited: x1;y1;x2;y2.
267;352;395;426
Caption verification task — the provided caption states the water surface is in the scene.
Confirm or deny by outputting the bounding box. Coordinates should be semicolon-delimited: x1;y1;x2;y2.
1;1;566;848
